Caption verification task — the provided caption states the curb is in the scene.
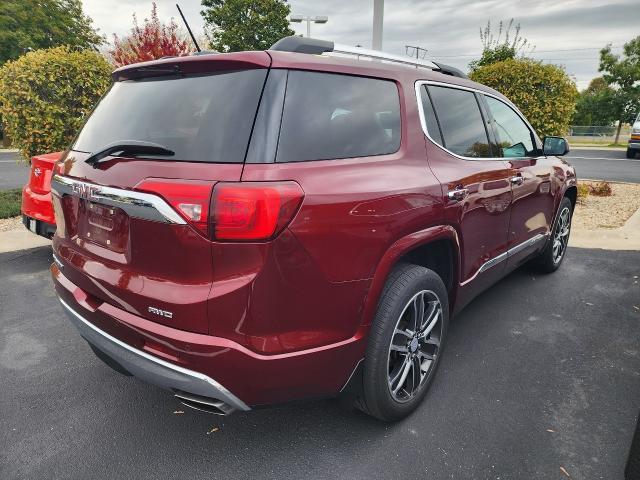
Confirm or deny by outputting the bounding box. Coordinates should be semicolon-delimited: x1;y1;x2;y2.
0;228;50;253
569;207;640;251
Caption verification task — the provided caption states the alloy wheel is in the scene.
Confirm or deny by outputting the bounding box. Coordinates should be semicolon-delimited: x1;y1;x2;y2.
552;206;571;264
387;290;443;403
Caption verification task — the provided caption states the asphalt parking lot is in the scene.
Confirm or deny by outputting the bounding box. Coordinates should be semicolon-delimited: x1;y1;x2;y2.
566;148;640;183
0;152;29;190
1;245;638;480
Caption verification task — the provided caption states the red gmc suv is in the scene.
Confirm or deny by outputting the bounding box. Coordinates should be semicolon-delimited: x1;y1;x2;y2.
50;37;576;421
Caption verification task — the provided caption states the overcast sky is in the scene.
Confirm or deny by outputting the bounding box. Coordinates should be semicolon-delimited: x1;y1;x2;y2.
82;0;636;90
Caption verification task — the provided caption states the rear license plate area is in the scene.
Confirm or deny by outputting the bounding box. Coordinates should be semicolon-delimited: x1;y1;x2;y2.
77;200;130;253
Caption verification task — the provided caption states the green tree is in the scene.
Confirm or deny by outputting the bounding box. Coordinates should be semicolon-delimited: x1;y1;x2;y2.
0;0;104;65
201;0;295;52
599;36;640;143
469;19;533;72
572;77;617;126
470;58;577;137
0;46;112;160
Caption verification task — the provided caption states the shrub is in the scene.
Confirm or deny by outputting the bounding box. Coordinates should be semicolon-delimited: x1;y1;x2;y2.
109;2;193;67
470;58;578;137
588;181;612;197
577;183;590;203
0;46;112;160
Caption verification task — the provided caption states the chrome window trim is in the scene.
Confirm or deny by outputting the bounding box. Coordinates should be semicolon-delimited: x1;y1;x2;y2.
460;233;548;286
51;175;186;225
414;80;540;162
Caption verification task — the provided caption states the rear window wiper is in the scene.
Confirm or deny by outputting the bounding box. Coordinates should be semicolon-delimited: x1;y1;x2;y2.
85;141;175;168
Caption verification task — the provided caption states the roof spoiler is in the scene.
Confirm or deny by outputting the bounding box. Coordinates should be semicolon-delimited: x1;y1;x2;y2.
269;36;468;79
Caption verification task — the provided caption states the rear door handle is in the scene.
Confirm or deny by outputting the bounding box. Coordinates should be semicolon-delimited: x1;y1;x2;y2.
447;187;469;202
510;175;524;186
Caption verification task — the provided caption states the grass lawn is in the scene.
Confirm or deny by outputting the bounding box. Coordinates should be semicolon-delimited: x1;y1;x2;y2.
570;141;628;148
0;188;22;219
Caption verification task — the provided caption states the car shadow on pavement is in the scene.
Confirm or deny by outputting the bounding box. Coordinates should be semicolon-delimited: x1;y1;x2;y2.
2;247;639;479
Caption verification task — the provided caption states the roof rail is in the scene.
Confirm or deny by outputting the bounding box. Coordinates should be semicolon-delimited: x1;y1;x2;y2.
269;36;468;79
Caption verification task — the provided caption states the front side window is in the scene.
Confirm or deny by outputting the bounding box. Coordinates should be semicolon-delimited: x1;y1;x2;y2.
485;96;535;158
425;86;492;158
276;71;401;162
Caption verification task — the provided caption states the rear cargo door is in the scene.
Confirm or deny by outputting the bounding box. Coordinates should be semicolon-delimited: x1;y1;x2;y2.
51;54;271;334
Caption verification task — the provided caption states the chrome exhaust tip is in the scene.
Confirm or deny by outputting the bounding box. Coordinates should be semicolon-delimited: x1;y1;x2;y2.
174;391;236;415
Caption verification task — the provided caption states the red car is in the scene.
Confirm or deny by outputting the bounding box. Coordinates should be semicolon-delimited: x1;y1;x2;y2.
22;151;62;238
50;37;576;421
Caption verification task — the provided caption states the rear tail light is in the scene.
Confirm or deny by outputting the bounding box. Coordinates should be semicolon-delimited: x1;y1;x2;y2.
211;182;304;241
135;178;215;236
135;179;304;241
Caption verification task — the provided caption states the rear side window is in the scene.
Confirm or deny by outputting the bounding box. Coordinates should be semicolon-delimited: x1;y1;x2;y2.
425;85;492;158
73;69;268;163
420;85;443;145
276;71;400;162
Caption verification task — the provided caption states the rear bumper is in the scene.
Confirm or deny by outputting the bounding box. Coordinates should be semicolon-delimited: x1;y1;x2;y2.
628;140;640;150
52;263;367;407
59;296;250;413
22;214;56;238
22;185;55;226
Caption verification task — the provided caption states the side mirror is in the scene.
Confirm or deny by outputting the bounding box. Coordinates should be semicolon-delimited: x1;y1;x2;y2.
542;136;570;156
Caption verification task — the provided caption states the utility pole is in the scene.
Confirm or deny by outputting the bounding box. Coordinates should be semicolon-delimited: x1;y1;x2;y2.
405;45;428;59
372;0;384;50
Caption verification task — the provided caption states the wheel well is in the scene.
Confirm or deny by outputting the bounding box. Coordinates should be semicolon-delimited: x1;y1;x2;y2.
564;186;577;210
399;239;456;294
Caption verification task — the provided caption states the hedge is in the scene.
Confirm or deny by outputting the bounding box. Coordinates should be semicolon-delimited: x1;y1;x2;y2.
470;58;578;137
0;46;112;160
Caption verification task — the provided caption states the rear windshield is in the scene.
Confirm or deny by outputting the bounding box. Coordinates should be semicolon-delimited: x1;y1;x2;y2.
276;71;401;162
73;69;268;163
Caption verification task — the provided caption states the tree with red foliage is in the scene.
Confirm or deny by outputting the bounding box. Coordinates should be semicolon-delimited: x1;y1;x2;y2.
109;3;193;67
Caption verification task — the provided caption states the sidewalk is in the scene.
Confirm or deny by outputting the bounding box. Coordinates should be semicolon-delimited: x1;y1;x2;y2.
0;227;50;253
570;206;640;250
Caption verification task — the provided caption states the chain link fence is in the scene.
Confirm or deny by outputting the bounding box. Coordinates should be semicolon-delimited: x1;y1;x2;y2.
568;125;632;144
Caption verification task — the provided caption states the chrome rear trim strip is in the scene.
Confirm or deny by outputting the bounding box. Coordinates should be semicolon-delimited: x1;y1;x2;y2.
59;296;250;412
51;175;186;224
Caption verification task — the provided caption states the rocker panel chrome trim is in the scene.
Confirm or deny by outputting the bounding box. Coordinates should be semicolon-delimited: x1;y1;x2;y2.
460;233;548;286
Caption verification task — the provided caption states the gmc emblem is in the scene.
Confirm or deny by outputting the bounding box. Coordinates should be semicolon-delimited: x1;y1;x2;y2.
72;183;101;200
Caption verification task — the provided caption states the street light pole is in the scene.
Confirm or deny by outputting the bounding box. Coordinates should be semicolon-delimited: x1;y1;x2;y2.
372;0;384;50
290;15;329;38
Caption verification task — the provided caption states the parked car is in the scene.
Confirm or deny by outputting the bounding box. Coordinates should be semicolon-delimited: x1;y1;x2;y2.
628;113;640;158
22;151;62;238
49;37;576;421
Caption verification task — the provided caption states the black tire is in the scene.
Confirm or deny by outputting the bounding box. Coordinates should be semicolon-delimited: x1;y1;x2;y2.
626;414;640;480
356;264;449;422
627;149;636;159
532;196;573;273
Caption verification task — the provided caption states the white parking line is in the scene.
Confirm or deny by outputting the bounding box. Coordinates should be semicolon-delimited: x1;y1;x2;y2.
566;156;639;162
